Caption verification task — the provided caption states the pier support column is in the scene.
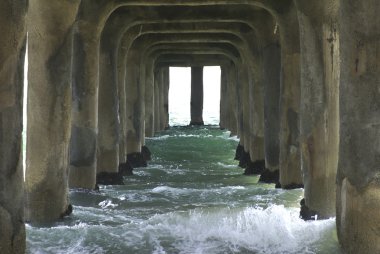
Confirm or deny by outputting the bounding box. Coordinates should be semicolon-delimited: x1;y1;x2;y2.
154;68;161;132
145;62;155;137
337;1;380;253
241;65;251;155
159;67;169;130
117;47;127;167
0;0;26;251
26;0;80;222
235;63;251;168
69;21;99;190
248;54;265;175
125;52;146;167
158;68;164;131
235;61;247;155
277;9;303;188
162;67;170;130
227;64;238;136
97;36;120;182
220;66;228;129
295;0;339;218
260;43;281;184
190;66;204;126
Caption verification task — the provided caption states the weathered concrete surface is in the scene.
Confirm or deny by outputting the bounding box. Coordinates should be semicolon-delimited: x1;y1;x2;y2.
26;0;80;223
161;67;170;130
247;44;265;172
125;50;144;155
275;6;303;189
226;63;238;136
0;0;26;252
144;61;155;137
234;59;253;157
337;0;380;253
69;1;110;189
216;62;241;134
152;66;169;132
96;23;121;177
263;42;280;171
261;43;281;183
68;18;100;189
219;66;228;129
154;68;161;132
295;0;339;219
190;66;204;125
252;13;281;178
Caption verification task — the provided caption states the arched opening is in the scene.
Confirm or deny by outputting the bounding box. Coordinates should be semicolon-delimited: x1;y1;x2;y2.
168;66;221;126
168;67;191;126
203;66;221;126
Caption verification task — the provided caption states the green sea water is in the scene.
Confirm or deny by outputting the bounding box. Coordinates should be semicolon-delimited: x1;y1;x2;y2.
26;126;341;254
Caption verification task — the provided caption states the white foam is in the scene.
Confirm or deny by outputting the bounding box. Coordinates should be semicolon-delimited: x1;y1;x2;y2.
147;135;171;140
216;162;238;168
141;205;335;254
220;186;245;190
152;186;189;196
228;135;240;142
27;224;110;254
27;205;336;253
133;170;152;176
117;193;151;202
98;199;118;209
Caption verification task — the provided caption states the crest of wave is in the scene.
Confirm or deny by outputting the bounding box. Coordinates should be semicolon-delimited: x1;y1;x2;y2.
143;205;335;254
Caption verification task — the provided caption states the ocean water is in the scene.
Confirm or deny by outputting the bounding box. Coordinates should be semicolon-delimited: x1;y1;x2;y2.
26;69;340;253
26;126;341;254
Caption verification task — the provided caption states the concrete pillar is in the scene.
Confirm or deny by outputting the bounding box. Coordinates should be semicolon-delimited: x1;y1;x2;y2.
125;51;145;167
69;21;99;189
240;66;253;168
337;1;380;253
190;66;204;126
220;66;228;129
277;9;303;188
0;0;26;251
235;63;252;168
295;0;339;219
242;66;251;161
158;68;164;131
154;69;161;132
97;38;120;178
235;62;245;147
162;67;170;129
26;0;79;222
248;60;266;174
159;67;169;130
227;64;238;136
117;50;127;165
261;43;281;181
145;62;155;137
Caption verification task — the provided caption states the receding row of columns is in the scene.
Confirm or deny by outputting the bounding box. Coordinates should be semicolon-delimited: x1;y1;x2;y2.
0;1;379;253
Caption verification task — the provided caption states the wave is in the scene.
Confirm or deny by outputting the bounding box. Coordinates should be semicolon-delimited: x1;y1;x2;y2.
146;135;171;140
151;186;190;196
216;162;238;168
142;205;336;254
26;205;337;254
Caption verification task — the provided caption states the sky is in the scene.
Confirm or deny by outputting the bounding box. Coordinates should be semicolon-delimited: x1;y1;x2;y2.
169;66;221;126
